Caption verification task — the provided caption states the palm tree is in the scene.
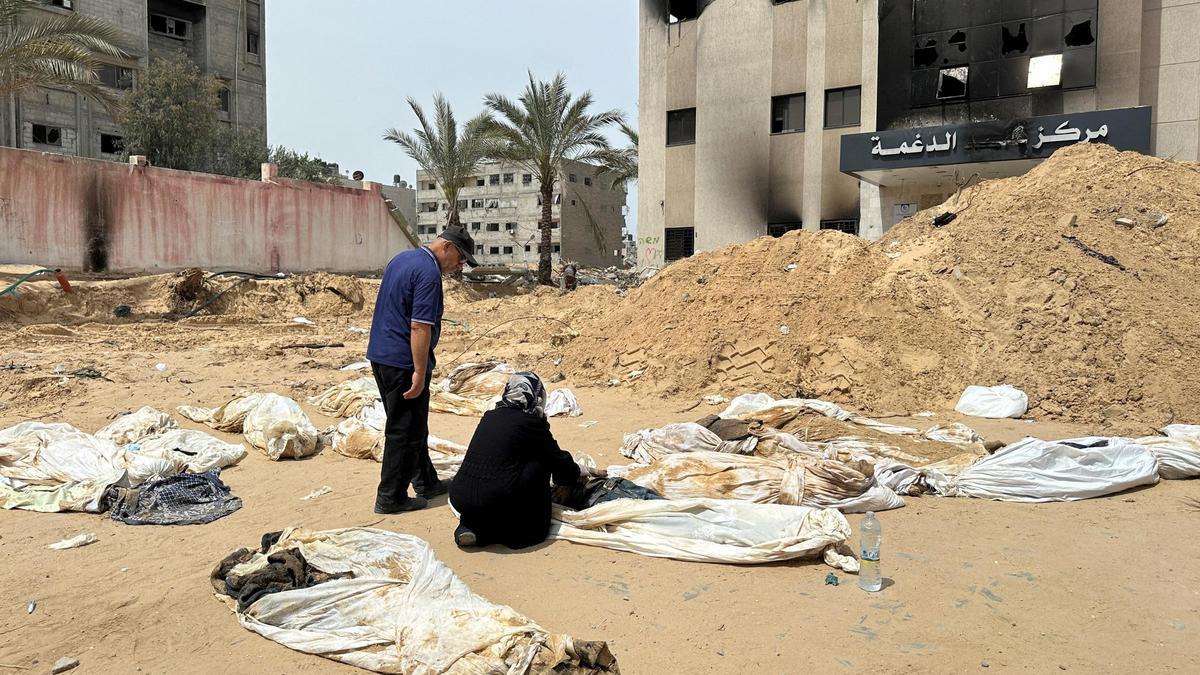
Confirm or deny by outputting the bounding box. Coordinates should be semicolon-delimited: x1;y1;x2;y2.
383;94;494;231
1;0;132;142
598;119;638;190
484;72;625;285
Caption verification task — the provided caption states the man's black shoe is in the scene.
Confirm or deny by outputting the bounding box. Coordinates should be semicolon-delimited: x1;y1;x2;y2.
374;496;428;514
420;479;450;499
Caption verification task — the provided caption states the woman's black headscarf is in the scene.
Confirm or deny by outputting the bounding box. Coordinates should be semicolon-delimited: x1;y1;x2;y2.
495;371;547;418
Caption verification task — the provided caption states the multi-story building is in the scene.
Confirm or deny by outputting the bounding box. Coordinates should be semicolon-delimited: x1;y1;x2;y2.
637;0;1200;268
0;0;267;159
415;160;628;269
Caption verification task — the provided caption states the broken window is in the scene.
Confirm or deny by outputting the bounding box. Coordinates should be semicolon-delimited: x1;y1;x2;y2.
503;246;513;254
489;174;500;185
98;64;133;90
49;0;73;9
427;182;436;190
247;31;260;55
568;173;577;183
456;199;468;210
100;133;123;154
470;199;484;208
914;37;939;68
470;222;481;231
664;227;695;261
420;202;438;213
553;244;561;253
1027;54;1062;88
551;221;560;229
770;93;805;134
1064;19;1095;47
475;244;484;254
476;177;485;186
503;173;513;183
823;86;861;129
947;30;967;56
521;173;532;185
31;124;62;146
149;14;189;39
936;66;968;99
505;222;516;231
666;108;696;146
525;245;531;253
489;246;500;255
584;176;592;186
218;87;231;113
1001;22;1029;56
667;0;700;24
485;198;499;208
486;223;500;232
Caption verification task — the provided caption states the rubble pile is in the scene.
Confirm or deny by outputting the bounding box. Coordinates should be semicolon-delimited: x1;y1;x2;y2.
559;145;1200;428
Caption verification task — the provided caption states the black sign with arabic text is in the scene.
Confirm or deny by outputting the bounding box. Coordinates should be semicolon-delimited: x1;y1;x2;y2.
840;106;1152;173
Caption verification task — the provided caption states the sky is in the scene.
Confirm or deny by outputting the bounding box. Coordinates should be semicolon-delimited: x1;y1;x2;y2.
265;0;640;231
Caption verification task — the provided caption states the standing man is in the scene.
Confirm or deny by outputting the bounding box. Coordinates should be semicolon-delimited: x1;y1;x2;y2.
367;225;478;513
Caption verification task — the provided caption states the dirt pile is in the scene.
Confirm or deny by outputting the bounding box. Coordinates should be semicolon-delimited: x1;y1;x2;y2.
0;271;371;325
561;144;1200;428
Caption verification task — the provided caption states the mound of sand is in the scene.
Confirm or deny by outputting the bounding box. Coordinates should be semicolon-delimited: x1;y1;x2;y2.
0;271;370;325
561;144;1200;428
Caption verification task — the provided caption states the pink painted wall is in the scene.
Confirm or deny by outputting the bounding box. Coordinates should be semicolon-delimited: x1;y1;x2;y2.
0;147;413;273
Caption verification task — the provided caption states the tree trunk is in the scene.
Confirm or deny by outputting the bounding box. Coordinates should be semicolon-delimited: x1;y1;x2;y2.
538;179;554;285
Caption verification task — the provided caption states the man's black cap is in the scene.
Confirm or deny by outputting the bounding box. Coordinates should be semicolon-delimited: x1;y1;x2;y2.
438;225;479;267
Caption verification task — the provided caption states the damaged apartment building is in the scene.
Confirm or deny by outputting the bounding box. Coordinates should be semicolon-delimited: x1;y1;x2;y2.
637;0;1200;268
0;0;266;159
415;161;628;269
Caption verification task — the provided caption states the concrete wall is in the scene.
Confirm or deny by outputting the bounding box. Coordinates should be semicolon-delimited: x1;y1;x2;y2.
638;0;869;267
1141;0;1200;161
0;147;411;273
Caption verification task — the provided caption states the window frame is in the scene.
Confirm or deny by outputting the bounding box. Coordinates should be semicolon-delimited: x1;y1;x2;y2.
666;107;697;146
770;92;805;134
823;86;862;129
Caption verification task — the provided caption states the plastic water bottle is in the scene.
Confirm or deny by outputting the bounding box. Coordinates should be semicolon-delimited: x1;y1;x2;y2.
859;511;883;592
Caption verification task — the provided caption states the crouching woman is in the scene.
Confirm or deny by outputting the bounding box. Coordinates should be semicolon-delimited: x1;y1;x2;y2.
449;372;581;548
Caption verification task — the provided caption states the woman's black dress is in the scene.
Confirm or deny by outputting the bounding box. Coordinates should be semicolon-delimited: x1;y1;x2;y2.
449;406;581;548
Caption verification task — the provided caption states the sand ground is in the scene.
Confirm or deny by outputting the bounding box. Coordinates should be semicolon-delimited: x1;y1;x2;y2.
1;317;1198;674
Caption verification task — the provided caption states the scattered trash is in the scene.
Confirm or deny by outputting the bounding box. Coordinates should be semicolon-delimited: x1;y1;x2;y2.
913;411;936;418
69;367;106;380
1114;217;1135;228
955;384;1029;419
52;364;66;374
825;572;839;586
113;304;132;318
785;263;797;272
155;363;169;372
696;275;707;285
627;370;644;381
702;394;729;406
779;325;790;336
301;486;333;501
47;533;98;550
26;599;36;614
885;252;901;259
1062;234;1125;270
552;358;563;366
347;326;369;334
932;212;957;227
1152;213;1169;228
579;421;599;429
291;317;315;326
608;379;622;387
339;361;371;372
1057;213;1077;228
51;657;79;674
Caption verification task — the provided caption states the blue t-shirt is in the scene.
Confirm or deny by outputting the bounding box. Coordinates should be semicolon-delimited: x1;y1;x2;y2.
367;247;443;370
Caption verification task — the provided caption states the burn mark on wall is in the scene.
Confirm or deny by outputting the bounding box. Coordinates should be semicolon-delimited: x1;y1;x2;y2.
83;174;110;272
